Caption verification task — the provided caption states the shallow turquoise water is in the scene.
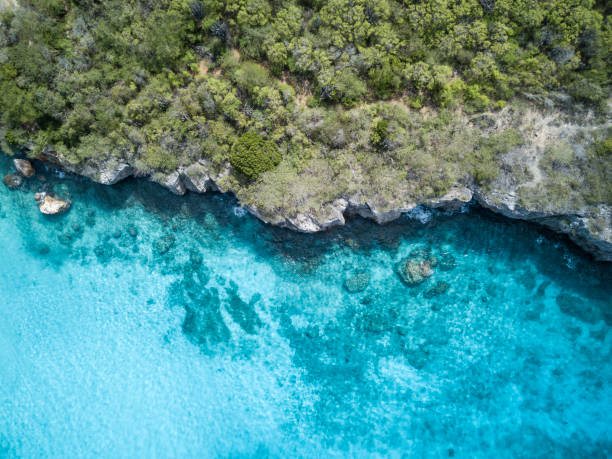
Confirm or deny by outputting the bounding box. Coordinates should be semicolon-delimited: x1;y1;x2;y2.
0;155;610;458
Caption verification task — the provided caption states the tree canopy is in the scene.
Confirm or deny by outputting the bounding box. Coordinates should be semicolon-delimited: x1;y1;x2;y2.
0;0;609;179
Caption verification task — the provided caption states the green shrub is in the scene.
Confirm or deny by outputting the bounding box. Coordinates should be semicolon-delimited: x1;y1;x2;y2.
28;0;65;16
409;97;423;109
230;131;281;180
471;129;523;184
569;78;605;107
232;62;270;94
142;145;180;171
368;59;402;99
594;134;612;157
465;85;490;113
2;0;609;197
540;142;574;172
335;70;367;108
370;118;390;151
4;129;17;145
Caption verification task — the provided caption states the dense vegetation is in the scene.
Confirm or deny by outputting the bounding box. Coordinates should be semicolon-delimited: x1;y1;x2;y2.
0;0;610;198
230;131;281;179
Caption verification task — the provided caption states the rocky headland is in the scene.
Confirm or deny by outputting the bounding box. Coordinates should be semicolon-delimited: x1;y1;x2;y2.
1;0;611;262
11;101;610;262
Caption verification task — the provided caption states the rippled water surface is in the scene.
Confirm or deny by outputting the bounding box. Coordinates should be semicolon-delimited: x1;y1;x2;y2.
0;155;611;458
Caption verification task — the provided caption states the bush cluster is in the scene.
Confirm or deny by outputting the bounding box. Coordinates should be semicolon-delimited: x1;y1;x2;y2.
0;0;609;189
229;132;281;180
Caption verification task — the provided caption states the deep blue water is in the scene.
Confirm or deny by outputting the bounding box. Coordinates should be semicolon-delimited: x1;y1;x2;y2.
0;154;611;458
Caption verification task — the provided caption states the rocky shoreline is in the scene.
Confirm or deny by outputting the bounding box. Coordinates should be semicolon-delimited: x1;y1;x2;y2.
3;102;611;262
7;146;610;262
1;0;610;262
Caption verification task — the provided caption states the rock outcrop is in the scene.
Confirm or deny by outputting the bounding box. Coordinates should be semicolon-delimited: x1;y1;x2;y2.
182;162;213;193
26;148;612;260
396;256;434;286
98;162;133;185
343;272;371;293
424;281;450;299
14;105;611;261
13;158;35;177
242;187;472;234
3;174;22;189
475;188;612;262
160;171;186;195
35;192;70;215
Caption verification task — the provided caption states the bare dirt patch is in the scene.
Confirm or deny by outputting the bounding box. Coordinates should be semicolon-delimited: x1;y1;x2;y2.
198;60;208;76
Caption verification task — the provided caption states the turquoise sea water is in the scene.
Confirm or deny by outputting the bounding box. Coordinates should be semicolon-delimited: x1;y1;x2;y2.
0;154;610;458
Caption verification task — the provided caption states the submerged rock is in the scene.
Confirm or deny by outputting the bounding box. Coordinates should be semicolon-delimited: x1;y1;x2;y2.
224;282;262;335
536;280;551;297
85;213;96;227
37;243;50;255
57;232;74;246
410;247;433;260
13;159;35;178
189;250;203;269
34;192;70;215
396;256;434;286
343;272;370;293
355;301;400;333
438;253;457;271
406;346;430;370
518;270;536;291
94;242;118;263
181;287;230;348
127;224;138;238
203;213;217;229
360;295;373;305
154;234;175;254
556;293;602;324
524;301;545;321
424;281;450;299
3;174;23;189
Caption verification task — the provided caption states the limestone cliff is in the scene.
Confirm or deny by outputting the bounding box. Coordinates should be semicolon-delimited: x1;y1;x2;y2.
23;102;612;261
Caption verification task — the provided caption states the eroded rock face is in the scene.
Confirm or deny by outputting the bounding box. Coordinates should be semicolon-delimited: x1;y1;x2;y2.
18;104;610;261
182;162;211;193
13;159;35;177
23;147;612;260
3;174;23;189
474;189;612;261
99;163;133;185
536;208;612;262
286;199;348;232
161;171;186;195
431;187;473;212
35;192;70;215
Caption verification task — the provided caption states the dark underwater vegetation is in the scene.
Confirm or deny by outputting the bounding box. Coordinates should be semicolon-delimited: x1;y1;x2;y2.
0;154;610;457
